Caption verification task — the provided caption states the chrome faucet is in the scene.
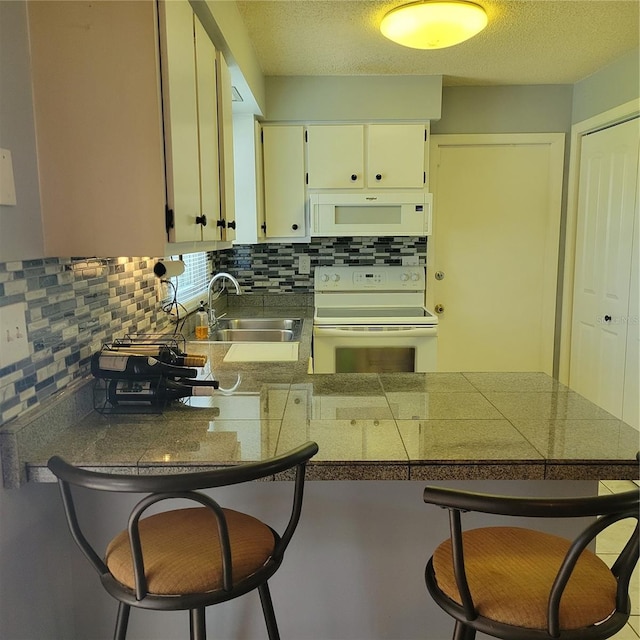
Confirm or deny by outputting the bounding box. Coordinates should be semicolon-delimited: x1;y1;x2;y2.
207;272;242;326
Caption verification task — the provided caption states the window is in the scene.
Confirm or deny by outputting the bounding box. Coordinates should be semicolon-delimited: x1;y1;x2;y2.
170;252;209;310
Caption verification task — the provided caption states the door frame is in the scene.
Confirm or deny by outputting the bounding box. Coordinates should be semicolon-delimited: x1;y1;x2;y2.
558;99;640;384
428;133;565;374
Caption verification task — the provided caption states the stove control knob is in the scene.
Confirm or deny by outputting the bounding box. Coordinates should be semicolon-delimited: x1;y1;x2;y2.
331;274;340;282
411;272;420;281
401;273;410;281
321;274;330;282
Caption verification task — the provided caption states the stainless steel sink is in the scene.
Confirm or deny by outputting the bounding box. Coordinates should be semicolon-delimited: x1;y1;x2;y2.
216;318;300;331
203;318;303;342
210;329;295;342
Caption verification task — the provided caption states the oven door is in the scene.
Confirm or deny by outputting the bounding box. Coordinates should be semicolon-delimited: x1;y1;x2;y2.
312;325;437;373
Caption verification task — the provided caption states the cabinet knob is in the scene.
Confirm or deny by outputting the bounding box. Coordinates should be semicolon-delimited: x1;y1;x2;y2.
292;223;299;231
604;314;612;322
375;173;382;181
196;214;207;226
217;219;226;228
351;174;358;181
227;220;236;230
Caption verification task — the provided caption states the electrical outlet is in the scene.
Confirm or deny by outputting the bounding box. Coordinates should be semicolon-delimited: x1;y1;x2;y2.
402;256;419;266
0;302;30;367
298;255;311;275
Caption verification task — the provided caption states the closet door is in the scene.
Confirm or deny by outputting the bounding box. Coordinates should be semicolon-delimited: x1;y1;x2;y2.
570;117;639;422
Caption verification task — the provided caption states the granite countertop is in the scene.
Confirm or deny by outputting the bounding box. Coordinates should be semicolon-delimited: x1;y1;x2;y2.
1;307;639;488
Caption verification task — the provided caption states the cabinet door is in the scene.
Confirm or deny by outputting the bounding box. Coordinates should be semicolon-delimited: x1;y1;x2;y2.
367;124;426;188
27;0;167;258
263;126;306;238
217;51;236;242
194;17;221;243
307;125;364;189
160;1;201;243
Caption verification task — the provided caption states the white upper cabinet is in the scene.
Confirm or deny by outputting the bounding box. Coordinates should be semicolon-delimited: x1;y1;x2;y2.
194;16;221;243
216;51;236;242
307;125;364;189
233;115;265;244
27;0;229;257
367;124;426;188
262;125;306;238
160;1;211;243
306;124;427;190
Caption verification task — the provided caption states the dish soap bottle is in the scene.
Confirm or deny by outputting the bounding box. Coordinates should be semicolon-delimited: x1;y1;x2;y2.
195;301;209;340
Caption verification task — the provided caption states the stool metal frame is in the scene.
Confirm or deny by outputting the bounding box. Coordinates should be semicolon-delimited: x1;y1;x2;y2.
423;486;639;640
48;441;318;640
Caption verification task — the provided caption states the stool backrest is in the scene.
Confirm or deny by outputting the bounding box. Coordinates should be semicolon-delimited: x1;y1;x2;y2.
48;442;318;600
423;486;639;638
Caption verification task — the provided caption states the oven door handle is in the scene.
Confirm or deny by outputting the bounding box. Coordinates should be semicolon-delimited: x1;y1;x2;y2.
313;325;438;337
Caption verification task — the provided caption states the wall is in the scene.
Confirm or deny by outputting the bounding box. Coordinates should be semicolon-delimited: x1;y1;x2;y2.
0;1;44;261
572;47;640;124
432;84;574;134
264;75;442;121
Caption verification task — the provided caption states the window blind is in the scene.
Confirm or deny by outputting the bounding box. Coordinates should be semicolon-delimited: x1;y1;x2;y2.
170;252;209;308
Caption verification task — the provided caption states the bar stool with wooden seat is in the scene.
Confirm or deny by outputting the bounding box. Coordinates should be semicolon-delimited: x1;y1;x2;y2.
48;441;318;640
423;485;639;640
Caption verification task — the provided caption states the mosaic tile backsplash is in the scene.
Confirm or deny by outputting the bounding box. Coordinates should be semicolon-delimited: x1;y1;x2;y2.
0;257;168;425
216;236;428;293
0;237;426;425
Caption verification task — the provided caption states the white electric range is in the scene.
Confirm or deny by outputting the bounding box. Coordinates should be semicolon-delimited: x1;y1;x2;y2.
313;265;438;373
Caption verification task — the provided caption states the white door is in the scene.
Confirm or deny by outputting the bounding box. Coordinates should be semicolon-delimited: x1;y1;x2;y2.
428;134;565;373
570;118;639;421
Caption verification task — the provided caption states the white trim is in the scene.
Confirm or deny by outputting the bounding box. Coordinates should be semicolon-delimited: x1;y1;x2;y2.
558;99;640;384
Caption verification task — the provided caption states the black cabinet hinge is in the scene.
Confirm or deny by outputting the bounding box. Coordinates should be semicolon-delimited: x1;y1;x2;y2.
165;206;174;234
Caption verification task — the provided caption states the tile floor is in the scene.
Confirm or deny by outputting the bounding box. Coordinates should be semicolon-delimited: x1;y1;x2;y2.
598;481;639;639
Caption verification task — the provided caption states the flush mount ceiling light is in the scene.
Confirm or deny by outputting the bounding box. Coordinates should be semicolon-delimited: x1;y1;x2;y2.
380;0;488;50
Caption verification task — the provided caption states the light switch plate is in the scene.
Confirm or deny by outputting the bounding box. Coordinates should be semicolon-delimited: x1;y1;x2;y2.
0;148;17;206
0;303;30;367
298;255;311;275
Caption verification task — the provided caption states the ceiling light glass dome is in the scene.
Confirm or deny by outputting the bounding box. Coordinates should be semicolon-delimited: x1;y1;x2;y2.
380;1;488;50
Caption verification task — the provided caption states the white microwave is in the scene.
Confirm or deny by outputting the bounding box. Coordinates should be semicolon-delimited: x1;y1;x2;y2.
310;192;432;237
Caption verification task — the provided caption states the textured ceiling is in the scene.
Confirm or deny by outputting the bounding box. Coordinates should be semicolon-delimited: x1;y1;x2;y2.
235;0;640;86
